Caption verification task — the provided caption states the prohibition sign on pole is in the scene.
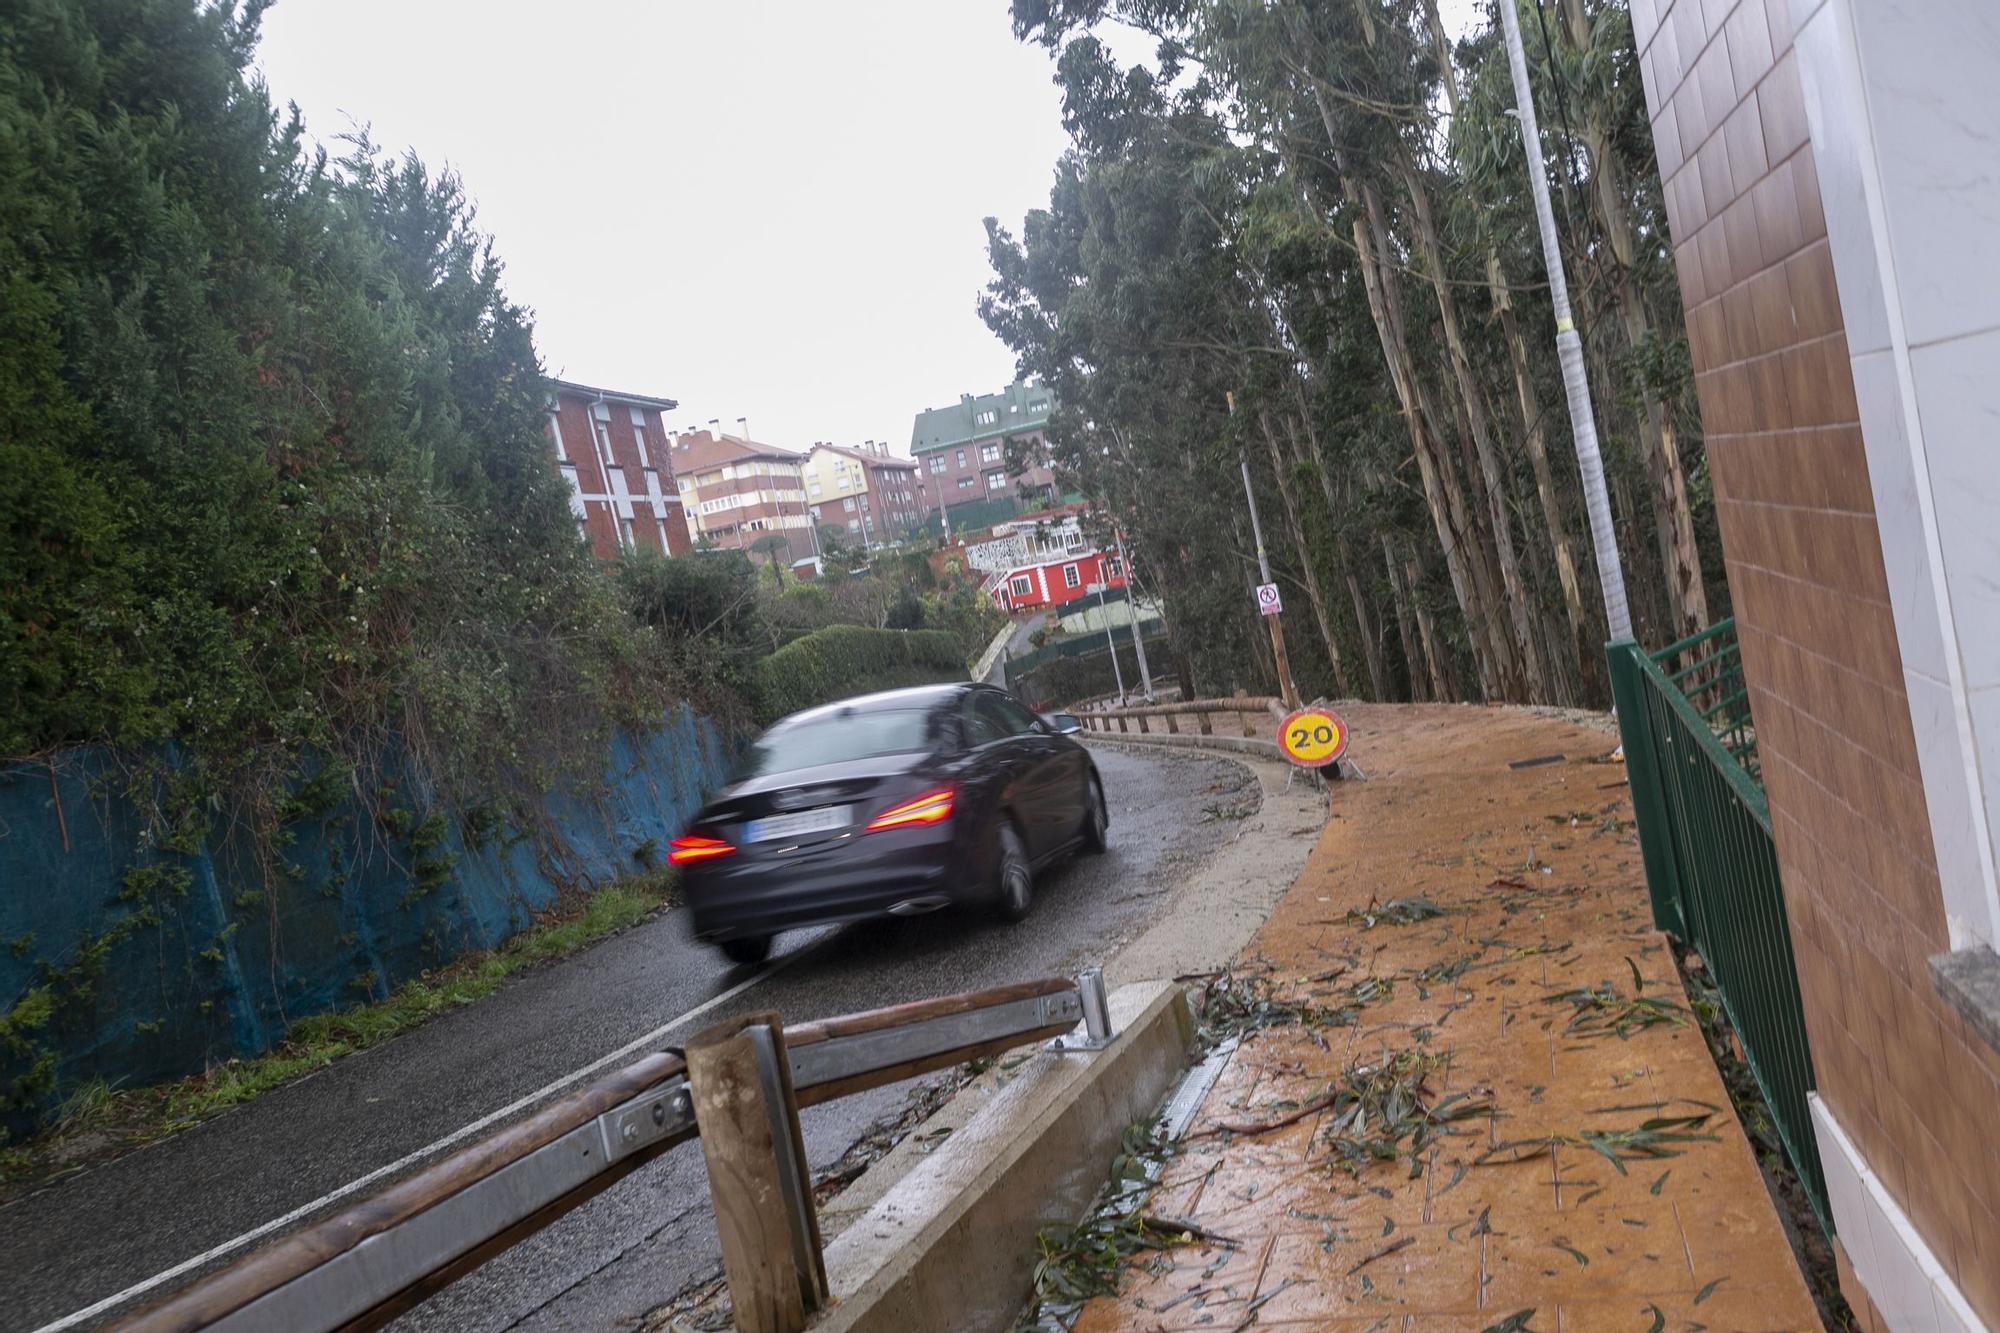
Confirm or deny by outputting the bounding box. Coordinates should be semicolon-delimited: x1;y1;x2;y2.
1278;706;1348;768
1255;582;1283;615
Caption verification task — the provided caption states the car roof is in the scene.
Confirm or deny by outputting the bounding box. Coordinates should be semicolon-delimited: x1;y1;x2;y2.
780;682;977;727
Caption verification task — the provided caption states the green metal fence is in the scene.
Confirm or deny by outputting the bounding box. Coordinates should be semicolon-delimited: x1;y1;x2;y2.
1607;620;1828;1231
1647;618;1760;779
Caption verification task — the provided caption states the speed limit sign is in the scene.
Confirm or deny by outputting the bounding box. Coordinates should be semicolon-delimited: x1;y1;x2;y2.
1278;706;1348;768
1255;582;1283;616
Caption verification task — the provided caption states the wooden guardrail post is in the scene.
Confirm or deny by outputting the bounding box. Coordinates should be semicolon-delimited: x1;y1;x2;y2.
686;1012;826;1333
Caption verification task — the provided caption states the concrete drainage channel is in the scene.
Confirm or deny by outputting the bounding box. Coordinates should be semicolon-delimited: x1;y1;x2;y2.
812;980;1199;1331
773;746;1325;1332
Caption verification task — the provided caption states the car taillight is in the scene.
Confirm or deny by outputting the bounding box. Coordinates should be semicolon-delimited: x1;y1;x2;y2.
668;834;736;864
865;788;954;832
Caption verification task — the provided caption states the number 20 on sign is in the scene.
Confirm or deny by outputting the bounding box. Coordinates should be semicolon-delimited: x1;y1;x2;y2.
1279;707;1348;769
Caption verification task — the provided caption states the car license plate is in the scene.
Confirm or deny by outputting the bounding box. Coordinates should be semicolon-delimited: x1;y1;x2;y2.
743;805;852;844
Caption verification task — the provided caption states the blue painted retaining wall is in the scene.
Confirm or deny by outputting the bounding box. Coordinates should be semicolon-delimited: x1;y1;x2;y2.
0;706;735;1138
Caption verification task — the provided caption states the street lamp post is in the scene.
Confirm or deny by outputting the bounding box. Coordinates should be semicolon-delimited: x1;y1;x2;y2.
1094;580;1128;703
1496;0;1632;643
1114;533;1153;700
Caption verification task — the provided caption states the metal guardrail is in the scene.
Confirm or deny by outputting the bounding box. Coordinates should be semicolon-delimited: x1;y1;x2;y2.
114;973;1113;1333
1077;695;1280;739
1607;633;1827;1231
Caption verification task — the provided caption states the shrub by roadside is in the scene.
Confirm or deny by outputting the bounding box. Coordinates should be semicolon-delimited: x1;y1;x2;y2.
757;625;967;720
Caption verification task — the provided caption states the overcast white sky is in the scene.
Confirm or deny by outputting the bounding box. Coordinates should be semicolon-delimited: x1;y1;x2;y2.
255;1;1481;459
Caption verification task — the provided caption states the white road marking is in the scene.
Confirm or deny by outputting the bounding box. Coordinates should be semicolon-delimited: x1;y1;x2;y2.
33;934;829;1333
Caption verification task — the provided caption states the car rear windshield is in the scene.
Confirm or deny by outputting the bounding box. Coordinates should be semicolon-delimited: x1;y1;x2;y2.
736;709;941;778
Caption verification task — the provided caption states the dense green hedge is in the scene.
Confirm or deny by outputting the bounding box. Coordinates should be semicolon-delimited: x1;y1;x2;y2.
757;626;967;720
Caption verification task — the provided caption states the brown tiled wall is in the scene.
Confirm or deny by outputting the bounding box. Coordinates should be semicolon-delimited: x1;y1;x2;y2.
1632;0;2000;1321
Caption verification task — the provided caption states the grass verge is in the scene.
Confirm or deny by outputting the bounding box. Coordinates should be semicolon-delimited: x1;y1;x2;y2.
1;870;678;1194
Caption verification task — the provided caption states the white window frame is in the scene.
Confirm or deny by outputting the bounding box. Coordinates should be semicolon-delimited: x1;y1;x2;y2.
1010;576;1033;597
1063;564;1081;589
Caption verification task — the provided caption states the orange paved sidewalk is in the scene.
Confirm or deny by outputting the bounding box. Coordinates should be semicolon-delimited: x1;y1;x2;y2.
1075;704;1823;1333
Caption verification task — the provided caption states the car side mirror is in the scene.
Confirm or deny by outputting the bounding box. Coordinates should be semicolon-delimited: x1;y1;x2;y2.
1049;713;1082;735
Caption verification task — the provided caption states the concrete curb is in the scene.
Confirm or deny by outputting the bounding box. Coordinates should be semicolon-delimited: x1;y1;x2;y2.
813;980;1196;1332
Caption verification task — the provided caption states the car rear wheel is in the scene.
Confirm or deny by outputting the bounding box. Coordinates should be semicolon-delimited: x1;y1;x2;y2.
719;935;772;965
1081;775;1108;854
993;822;1034;922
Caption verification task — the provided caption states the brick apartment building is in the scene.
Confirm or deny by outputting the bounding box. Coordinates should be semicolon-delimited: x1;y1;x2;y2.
546;380;690;561
1634;0;2000;1327
666;430;814;566
907;382;1058;523
803;441;923;549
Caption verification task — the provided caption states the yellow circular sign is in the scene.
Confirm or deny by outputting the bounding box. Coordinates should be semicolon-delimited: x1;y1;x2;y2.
1279;707;1348;768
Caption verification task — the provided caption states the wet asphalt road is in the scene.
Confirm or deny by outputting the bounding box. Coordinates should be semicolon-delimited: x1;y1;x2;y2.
1;745;1254;1333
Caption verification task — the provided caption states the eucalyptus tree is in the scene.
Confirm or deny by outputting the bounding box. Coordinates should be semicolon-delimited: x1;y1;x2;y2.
997;0;1714;707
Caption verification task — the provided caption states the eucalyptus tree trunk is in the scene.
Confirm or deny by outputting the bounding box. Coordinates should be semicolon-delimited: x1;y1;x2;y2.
1558;0;1708;641
1303;66;1505;699
1106;426;1200;700
1256;411;1352;697
1491;254;1592;653
1406;550;1457;701
1343;554;1389;700
1343;168;1511;701
1421;0;1595;683
1408;356;1517;693
1392;142;1546;702
1282;410;1384;700
1382;534;1430;701
1331;0;1541;701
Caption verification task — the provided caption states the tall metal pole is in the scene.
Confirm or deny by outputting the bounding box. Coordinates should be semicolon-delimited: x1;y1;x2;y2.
1229;393;1299;708
1115;533;1154;700
1096;578;1128;702
1497;0;1632;643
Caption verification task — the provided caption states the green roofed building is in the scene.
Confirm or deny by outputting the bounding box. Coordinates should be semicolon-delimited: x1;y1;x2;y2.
907;383;1058;531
